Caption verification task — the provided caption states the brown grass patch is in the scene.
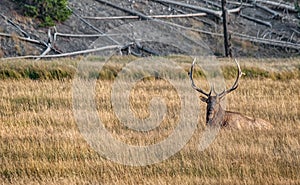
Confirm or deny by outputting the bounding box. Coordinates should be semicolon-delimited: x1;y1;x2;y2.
0;58;299;184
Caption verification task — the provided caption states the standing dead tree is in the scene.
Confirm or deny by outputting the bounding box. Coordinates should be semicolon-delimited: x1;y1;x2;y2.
221;0;232;57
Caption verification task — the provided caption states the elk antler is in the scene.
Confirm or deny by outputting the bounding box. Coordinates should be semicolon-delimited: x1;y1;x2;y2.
219;59;242;98
189;58;211;97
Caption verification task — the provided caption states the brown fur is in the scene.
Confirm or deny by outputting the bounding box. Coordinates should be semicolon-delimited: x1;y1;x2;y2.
221;111;274;130
189;59;273;130
202;96;273;130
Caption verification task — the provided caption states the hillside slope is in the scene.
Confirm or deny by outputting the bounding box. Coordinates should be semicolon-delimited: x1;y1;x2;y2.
0;0;299;58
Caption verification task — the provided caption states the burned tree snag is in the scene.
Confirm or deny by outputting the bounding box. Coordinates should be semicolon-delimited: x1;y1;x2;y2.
221;0;232;57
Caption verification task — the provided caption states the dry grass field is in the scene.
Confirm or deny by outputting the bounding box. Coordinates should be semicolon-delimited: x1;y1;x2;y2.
0;57;299;184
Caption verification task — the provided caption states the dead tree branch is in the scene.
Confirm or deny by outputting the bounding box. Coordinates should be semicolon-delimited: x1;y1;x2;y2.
160;20;300;50
157;1;216;26
231;32;300;50
202;0;222;8
83;12;207;20
254;0;297;12
239;13;272;28
151;0;241;18
151;0;222;18
36;28;56;60
221;0;254;7
0;13;63;54
253;2;282;19
70;6;158;56
0;31;61;54
54;32;124;38
2;45;122;60
0;13;30;38
94;0;153;20
68;6;120;45
0;32;41;45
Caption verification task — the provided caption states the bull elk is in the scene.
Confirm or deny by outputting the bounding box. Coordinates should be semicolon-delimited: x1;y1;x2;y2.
189;59;273;130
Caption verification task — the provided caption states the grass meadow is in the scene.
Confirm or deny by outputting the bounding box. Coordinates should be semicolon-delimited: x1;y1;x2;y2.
0;57;299;184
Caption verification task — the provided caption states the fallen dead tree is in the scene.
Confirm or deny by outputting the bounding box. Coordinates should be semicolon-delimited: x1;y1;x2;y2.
231;32;300;50
0;0;299;59
82;12;207;20
0;32;42;45
36;28;56;60
239;13;273;28
68;6;121;46
253;2;282;19
156;1;217;26
0;31;125;49
2;45;122;60
54;32;124;38
217;0;254;7
254;0;297;12
162;20;300;50
151;0;241;18
0;13;30;38
0;13;62;54
94;0;153;20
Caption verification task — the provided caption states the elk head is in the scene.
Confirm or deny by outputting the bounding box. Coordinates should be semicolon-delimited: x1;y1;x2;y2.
189;59;242;127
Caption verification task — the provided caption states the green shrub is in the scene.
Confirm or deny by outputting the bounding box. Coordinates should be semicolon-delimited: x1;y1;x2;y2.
14;0;72;27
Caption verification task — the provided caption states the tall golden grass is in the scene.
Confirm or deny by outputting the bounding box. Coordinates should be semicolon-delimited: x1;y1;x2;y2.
0;57;299;184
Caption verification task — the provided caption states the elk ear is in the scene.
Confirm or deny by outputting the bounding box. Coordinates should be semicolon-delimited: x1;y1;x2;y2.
200;96;207;102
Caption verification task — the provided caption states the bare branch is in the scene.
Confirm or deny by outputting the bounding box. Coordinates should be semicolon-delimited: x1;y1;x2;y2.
54;32;124;38
151;0;241;18
158;2;216;26
231;32;300;50
93;0;153;20
2;45;122;60
36;28;55;60
68;6;120;45
151;0;222;18
157;20;300;50
239;13;272;28
83;13;207;20
0;13;30;38
254;0;297;12
253;2;282;19
222;0;254;7
202;0;222;8
0;32;41;44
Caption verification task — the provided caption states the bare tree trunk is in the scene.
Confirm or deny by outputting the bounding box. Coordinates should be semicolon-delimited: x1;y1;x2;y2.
222;0;231;57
